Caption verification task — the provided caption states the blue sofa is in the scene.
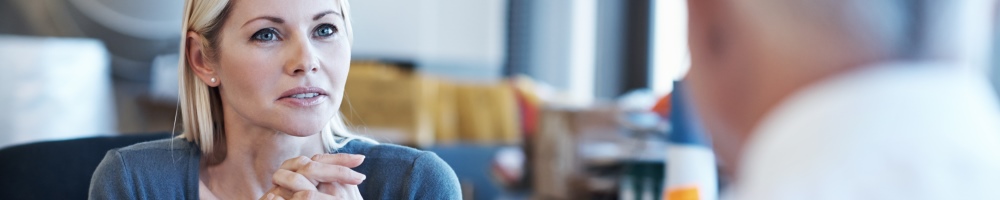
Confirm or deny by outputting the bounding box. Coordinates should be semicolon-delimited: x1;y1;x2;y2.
0;133;172;199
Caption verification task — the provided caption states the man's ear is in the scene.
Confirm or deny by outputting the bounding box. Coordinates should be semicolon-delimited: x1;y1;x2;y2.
187;31;220;87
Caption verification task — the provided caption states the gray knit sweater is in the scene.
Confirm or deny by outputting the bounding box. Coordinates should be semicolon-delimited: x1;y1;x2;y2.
88;138;461;199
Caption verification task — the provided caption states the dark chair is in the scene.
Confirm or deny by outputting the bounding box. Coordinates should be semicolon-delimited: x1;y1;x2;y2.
0;133;172;199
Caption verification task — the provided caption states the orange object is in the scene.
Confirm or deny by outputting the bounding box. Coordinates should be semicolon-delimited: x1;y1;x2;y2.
665;186;700;200
651;94;672;118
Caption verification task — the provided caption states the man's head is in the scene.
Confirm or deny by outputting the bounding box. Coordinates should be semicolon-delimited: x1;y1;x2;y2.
684;0;995;177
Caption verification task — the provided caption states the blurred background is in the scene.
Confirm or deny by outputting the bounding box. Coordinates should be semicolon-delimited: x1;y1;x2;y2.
1;0;999;200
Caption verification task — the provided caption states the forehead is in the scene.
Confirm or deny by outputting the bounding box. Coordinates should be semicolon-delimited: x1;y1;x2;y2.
229;0;343;21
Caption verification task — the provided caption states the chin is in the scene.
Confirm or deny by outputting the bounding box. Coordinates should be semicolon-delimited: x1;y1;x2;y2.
280;127;324;137
275;118;329;137
271;109;335;137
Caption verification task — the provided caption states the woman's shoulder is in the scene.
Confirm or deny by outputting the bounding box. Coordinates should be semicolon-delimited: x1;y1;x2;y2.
116;137;199;153
339;140;429;161
96;136;200;171
341;140;462;199
89;137;200;199
113;137;198;160
339;140;452;170
108;138;200;166
102;137;200;177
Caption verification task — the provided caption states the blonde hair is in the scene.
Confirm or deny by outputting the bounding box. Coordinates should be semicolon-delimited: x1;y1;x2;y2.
177;0;374;162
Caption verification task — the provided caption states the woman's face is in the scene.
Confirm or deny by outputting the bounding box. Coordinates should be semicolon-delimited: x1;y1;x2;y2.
212;0;350;137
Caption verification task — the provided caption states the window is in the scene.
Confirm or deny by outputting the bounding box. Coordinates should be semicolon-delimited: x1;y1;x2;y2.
650;0;689;96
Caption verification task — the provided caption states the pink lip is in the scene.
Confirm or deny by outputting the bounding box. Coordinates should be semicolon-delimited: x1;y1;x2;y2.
277;87;329;107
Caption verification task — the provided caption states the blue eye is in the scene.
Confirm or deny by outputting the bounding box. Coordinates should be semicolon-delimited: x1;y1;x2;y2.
251;28;279;41
314;24;337;38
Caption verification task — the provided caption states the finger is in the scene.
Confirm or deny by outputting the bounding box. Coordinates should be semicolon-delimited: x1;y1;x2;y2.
345;184;363;199
267;186;295;199
292;190;341;200
261;191;289;200
259;193;274;200
317;183;348;197
297;161;367;185
280;156;313;171
273;169;319;191
311;154;365;168
318;182;363;199
201;180;221;200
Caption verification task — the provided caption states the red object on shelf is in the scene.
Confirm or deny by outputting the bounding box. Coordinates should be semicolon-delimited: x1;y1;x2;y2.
651;94;672;119
516;93;538;136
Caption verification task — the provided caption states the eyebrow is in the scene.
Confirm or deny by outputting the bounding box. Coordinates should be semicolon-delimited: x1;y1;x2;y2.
242;10;342;28
313;10;340;21
243;16;283;27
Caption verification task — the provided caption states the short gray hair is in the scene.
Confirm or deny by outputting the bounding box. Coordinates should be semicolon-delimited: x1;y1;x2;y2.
736;0;994;61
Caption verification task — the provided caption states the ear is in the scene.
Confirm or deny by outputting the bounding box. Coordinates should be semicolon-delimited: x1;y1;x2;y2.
187;31;220;87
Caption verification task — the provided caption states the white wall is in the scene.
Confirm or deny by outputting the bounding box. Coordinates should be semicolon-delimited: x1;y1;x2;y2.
522;0;597;105
650;0;689;96
350;0;507;80
0;36;115;148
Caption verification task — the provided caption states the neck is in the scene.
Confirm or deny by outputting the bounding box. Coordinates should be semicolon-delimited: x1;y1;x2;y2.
200;115;326;199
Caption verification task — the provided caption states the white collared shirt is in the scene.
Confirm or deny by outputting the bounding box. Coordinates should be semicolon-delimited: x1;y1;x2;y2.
725;61;1000;200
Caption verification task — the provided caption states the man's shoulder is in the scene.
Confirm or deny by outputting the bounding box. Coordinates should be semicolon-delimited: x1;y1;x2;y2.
738;63;1000;199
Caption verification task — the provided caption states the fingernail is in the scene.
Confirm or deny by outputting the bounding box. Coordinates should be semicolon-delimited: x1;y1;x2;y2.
355;173;367;182
351;154;366;160
266;193;275;200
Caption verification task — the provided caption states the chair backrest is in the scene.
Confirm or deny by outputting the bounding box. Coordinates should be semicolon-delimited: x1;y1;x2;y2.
0;133;171;199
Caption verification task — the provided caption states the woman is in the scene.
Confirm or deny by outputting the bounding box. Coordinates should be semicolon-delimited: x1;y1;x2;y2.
89;0;462;199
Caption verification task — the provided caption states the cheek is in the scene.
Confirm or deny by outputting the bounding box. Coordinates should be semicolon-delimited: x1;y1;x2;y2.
685;66;721;125
323;44;351;94
686;67;745;170
685;22;752;125
685;35;746;149
685;25;727;123
687;58;748;128
218;49;282;109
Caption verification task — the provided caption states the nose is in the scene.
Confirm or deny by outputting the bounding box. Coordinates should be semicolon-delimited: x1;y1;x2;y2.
284;36;320;76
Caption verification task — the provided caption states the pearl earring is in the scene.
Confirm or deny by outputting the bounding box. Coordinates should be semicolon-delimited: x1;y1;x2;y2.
210;77;216;83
